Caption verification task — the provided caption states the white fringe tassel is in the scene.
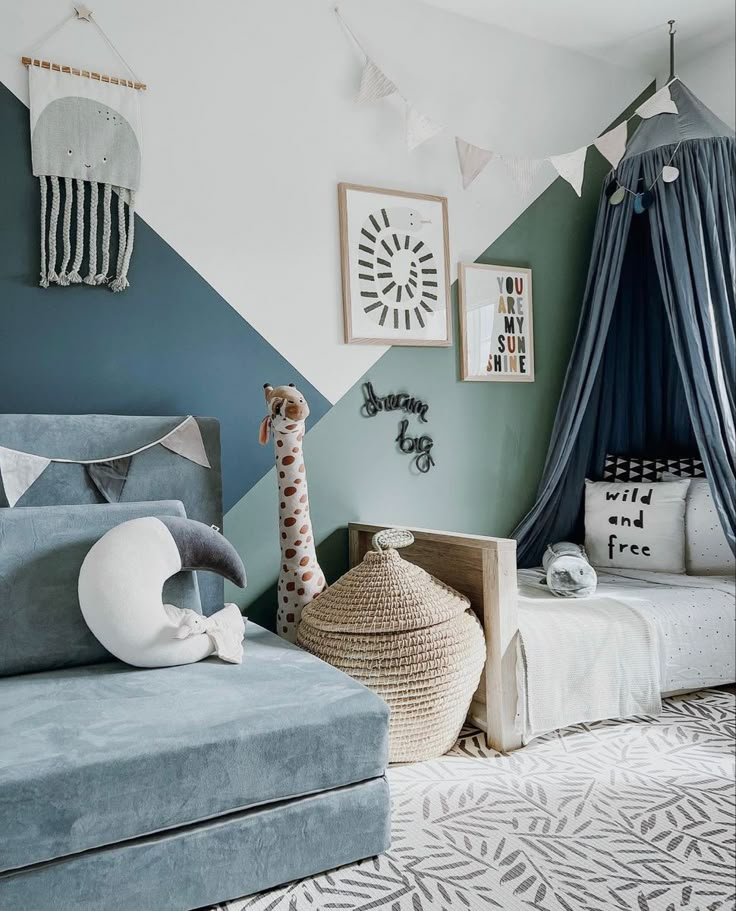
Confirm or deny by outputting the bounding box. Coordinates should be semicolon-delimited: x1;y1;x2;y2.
110;189;135;293
57;176;73;285
39;177;49;288
47;176;60;284
68;179;85;284
85;181;99;285
97;183;113;285
38;178;134;292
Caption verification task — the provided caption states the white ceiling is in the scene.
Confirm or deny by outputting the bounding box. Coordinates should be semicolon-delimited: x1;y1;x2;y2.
418;0;736;72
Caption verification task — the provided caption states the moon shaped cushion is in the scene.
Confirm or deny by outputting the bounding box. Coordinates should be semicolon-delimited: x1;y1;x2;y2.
78;516;247;668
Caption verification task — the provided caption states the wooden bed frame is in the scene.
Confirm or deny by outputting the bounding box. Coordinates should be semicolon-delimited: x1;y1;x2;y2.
349;523;523;752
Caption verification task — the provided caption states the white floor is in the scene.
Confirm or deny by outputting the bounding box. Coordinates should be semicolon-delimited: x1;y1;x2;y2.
223;689;735;911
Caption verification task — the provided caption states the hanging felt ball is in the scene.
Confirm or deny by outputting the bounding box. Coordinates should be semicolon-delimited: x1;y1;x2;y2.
605;181;619;199
662;165;680;183
609;185;626;206
634;190;655;214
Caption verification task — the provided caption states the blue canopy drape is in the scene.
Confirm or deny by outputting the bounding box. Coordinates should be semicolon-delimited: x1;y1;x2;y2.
514;81;735;564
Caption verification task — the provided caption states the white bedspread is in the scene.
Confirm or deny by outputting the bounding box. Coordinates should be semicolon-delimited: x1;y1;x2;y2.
517;568;736;742
517;571;662;740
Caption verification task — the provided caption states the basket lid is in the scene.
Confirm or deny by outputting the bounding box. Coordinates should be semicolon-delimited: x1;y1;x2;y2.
301;529;470;633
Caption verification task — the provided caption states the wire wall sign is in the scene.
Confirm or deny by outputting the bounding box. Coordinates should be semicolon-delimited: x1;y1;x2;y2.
361;382;435;473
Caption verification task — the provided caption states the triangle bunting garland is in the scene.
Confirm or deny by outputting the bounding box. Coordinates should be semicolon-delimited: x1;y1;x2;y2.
356;59;397;103
0;416;210;507
549;147;588;197
594;122;628;169
498;156;544;195
0;446;51;507
86;457;133;503
635;85;678;119
455;138;494;189
339;11;686;196
160;416;211;467
406;104;443;151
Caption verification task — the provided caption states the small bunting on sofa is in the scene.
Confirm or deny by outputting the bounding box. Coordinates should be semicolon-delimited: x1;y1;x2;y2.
86;457;132;503
0;417;209;507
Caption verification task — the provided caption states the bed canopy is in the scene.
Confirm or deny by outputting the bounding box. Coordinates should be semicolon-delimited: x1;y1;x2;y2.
514;79;735;565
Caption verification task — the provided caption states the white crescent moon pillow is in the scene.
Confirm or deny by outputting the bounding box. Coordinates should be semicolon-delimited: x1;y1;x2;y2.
78;515;247;668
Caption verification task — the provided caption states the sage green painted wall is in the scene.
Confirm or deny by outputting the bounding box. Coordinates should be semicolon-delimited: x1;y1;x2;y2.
226;89;652;629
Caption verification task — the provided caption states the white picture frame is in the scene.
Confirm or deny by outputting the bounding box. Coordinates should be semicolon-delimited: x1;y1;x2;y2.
338;183;452;346
458;263;534;382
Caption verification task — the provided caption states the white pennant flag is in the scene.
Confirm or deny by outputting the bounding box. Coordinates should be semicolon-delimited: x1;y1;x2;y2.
549;146;588;197
356;59;397;103
635;85;678;119
498;156;544;195
594;122;628;169
406;104;443;151
0;446;51;507
455;138;494;189
160;417;211;468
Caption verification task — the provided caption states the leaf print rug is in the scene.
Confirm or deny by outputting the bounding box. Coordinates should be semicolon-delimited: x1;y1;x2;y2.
217;689;735;911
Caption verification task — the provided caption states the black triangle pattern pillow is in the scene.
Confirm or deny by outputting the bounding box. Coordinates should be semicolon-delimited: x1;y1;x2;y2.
603;455;705;482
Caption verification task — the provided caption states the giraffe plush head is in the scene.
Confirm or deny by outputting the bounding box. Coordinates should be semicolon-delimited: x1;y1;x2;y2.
259;384;310;444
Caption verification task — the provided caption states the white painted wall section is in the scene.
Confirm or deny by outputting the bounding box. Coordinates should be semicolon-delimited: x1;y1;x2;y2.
2;0;649;402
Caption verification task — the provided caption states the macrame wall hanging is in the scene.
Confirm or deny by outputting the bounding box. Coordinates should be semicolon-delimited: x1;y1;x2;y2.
22;5;146;292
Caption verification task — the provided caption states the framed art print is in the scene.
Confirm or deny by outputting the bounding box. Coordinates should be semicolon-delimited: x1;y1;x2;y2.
458;263;534;382
338;183;451;346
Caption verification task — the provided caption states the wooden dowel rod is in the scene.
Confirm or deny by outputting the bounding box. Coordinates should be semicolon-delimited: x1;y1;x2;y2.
21;56;147;91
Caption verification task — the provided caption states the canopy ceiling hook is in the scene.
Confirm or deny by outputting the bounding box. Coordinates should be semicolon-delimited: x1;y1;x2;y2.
668;19;677;81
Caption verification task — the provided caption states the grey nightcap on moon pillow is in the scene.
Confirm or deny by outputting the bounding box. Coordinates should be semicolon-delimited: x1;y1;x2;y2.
158;516;246;588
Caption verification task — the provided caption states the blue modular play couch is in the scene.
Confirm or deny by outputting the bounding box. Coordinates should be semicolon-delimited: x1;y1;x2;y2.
0;416;391;911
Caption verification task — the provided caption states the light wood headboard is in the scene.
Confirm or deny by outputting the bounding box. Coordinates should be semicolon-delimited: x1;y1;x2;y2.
349;523;522;752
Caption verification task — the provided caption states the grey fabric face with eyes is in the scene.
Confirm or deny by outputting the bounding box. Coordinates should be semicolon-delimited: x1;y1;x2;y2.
32;96;141;190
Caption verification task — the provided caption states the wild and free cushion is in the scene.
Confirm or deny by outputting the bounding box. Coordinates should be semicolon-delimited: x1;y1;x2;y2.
0;501;200;677
585;479;691;573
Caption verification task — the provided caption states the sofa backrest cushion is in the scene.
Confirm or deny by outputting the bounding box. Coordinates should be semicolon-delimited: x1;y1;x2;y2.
0;500;201;677
0;415;223;615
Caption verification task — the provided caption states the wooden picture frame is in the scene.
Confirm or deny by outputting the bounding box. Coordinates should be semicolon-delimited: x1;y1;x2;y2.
349;522;522;753
338;183;452;347
458;263;534;382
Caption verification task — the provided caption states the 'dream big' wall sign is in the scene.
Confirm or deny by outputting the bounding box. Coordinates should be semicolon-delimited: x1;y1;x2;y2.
458;263;535;383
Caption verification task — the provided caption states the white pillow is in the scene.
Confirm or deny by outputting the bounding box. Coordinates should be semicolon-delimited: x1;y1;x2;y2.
78;516;247;667
662;474;735;575
584;479;690;573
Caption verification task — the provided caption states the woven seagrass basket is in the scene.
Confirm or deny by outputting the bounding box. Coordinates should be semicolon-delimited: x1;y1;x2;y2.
296;529;486;762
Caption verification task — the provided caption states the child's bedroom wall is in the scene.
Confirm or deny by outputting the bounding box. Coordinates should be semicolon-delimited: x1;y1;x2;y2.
0;0;716;627
675;39;735;129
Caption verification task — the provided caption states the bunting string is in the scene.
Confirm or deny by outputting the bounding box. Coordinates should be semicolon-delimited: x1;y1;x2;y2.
0;416;209;507
336;7;681;194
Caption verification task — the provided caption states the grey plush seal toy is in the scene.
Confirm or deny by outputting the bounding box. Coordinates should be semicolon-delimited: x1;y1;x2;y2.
543;542;598;598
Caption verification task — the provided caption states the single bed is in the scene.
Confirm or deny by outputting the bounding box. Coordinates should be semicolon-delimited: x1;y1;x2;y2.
349;523;736;752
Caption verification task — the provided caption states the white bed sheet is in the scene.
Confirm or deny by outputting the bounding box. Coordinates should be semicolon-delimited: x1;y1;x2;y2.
593;569;735;694
519;568;735;695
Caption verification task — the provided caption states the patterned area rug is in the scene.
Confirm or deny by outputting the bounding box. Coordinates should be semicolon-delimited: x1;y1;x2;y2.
222;690;735;911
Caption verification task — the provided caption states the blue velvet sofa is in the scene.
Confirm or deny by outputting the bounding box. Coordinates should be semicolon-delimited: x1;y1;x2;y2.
0;416;391;911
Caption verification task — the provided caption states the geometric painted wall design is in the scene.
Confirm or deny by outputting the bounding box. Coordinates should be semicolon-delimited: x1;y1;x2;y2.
0;81;330;511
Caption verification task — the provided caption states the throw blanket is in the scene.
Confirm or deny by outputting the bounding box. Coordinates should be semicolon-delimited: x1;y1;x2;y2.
517;569;662;741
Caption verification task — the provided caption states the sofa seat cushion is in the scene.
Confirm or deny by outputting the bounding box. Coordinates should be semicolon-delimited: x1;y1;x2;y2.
0;624;389;873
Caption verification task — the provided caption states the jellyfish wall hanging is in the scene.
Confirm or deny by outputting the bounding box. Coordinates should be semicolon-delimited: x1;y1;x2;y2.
28;63;142;292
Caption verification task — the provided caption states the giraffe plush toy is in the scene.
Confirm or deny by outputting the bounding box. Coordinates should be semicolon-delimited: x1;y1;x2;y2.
259;383;326;642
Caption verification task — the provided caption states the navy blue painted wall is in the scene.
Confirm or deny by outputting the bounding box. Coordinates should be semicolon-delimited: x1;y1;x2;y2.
0;82;330;510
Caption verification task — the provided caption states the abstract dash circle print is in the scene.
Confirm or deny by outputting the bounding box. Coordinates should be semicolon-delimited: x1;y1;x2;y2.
339;184;451;346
